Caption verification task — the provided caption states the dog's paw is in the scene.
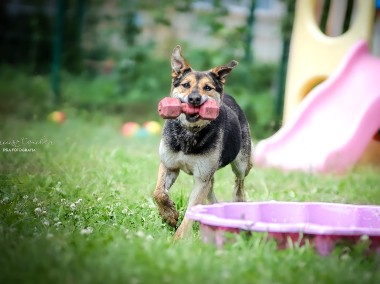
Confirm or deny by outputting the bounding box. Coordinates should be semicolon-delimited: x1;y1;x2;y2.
158;206;179;228
154;191;179;227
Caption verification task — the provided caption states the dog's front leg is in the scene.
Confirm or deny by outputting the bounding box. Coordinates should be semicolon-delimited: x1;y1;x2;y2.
154;162;180;227
174;176;213;240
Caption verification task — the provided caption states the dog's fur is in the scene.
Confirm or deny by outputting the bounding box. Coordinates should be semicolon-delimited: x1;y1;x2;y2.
154;46;253;239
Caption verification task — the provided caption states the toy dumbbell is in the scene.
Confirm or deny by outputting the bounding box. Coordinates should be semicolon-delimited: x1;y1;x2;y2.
158;97;219;120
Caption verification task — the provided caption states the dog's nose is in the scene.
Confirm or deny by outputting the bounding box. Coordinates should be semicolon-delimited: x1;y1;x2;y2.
188;93;202;106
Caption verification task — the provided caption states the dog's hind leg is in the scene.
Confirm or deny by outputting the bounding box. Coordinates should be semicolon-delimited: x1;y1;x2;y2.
154;163;180;227
231;145;253;202
174;175;214;240
232;174;246;202
207;177;218;204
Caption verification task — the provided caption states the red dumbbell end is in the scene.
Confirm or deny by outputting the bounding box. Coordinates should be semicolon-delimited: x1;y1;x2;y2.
158;97;182;119
199;100;219;120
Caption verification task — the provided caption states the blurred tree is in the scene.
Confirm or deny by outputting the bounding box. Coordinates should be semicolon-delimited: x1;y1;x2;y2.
122;0;141;47
275;0;295;127
0;0;51;71
51;0;65;105
0;0;86;73
193;0;256;64
244;0;256;64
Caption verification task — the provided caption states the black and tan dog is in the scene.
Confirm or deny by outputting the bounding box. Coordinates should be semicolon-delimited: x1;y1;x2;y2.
154;45;253;239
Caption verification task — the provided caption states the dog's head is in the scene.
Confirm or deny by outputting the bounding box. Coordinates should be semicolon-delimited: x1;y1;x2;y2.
170;45;238;127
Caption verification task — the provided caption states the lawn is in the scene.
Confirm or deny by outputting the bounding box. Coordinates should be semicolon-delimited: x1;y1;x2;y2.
1;115;380;284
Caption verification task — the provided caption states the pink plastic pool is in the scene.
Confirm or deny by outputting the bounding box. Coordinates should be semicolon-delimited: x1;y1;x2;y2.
186;201;380;255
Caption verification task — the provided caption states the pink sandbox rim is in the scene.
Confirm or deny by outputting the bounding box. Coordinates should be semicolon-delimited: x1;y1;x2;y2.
186;201;380;236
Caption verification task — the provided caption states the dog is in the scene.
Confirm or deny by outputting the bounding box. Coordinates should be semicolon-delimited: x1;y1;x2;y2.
154;45;253;239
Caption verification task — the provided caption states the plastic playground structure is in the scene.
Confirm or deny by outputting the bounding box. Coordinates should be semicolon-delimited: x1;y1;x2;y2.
255;0;380;174
255;40;380;173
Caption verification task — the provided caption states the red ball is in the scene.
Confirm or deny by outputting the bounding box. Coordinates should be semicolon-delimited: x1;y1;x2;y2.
121;122;140;137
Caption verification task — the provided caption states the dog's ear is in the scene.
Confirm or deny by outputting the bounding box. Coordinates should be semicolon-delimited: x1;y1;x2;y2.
171;45;191;78
210;60;238;84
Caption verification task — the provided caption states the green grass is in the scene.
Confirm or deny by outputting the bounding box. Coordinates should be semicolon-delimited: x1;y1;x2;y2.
1;116;380;284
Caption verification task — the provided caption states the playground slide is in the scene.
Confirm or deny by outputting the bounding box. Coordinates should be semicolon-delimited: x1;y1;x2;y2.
254;40;380;174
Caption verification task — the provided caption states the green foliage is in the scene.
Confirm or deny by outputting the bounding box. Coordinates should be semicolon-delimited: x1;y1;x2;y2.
0;41;278;138
227;62;278;139
0;117;380;283
0;66;52;120
116;44;170;100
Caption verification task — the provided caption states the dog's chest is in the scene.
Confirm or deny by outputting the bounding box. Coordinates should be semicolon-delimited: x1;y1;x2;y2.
165;122;219;154
159;140;220;177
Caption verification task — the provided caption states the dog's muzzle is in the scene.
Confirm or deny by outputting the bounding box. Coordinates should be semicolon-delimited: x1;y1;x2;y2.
188;93;202;107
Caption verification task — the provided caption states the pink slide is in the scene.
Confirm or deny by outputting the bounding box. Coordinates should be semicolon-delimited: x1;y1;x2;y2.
255;40;380;174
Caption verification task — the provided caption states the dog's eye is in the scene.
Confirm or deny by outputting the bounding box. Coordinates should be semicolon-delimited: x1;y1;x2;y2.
203;85;213;91
181;82;190;89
